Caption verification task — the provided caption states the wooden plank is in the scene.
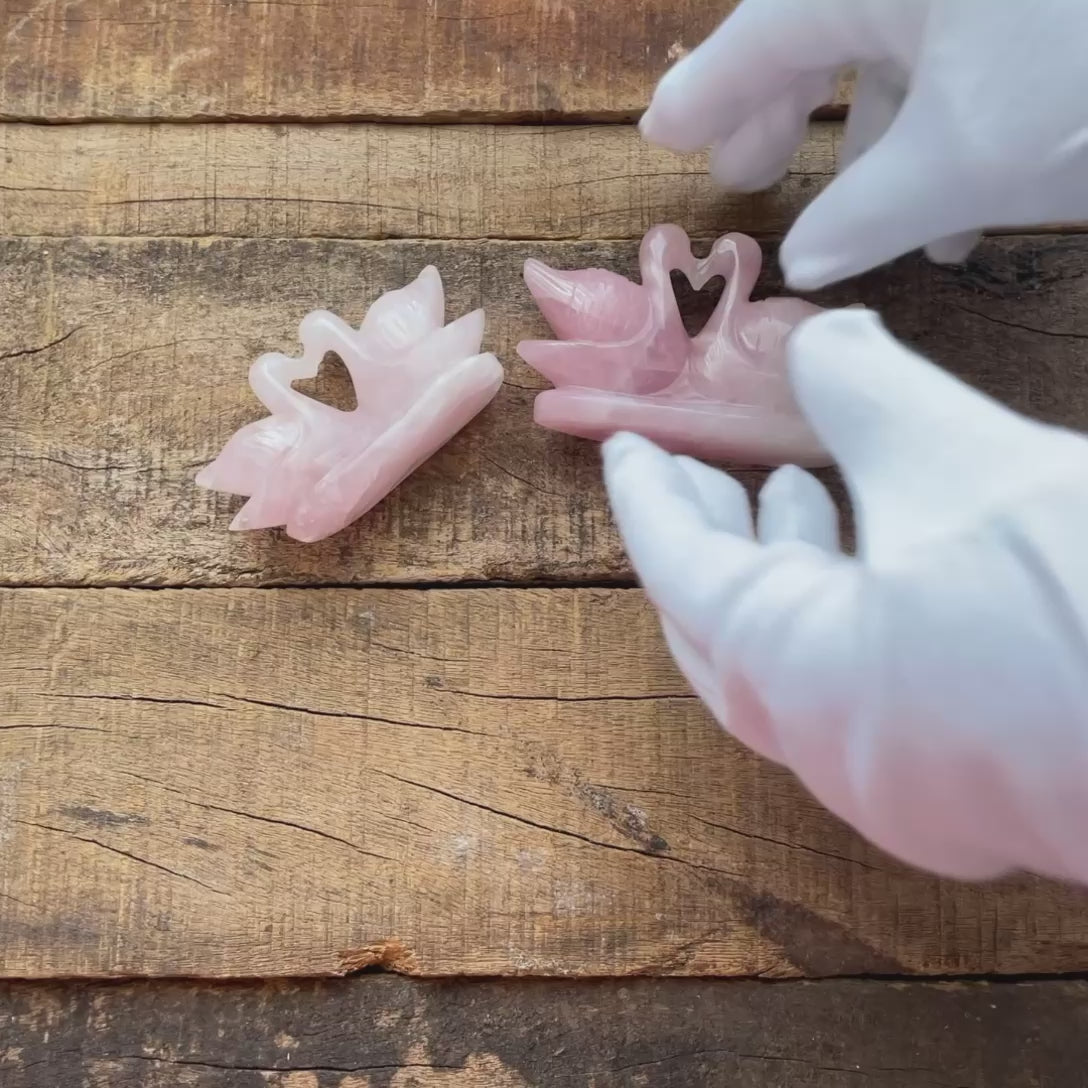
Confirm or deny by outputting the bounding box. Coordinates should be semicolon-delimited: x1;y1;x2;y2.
7;120;1080;242
3;234;1088;587
0;121;841;241
0;0;720;123
3;976;1087;1087
0;1;853;123
3;586;1088;979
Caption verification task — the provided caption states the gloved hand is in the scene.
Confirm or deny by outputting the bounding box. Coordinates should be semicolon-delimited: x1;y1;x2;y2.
641;0;1088;289
603;308;1088;884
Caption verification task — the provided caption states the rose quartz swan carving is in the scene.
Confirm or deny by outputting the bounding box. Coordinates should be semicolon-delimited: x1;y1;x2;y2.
517;225;835;466
196;267;504;542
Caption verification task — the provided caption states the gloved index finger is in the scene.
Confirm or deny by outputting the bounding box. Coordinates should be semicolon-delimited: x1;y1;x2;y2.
641;0;882;153
602;432;763;651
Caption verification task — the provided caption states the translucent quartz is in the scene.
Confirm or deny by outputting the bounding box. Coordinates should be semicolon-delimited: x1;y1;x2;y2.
518;225;836;467
196;267;504;542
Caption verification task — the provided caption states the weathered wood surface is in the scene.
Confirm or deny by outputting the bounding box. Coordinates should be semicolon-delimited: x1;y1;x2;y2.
0;1;852;123
4;976;1087;1087
3;234;1088;586
0;0;719;122
3;586;1088;979
7;120;1079;242
0;121;840;241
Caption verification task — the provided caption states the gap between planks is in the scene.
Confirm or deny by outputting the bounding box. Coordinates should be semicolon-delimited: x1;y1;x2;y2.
0;104;852;126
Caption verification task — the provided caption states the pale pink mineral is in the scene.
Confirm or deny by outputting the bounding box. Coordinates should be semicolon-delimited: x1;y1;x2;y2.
517;225;833;467
196;267;504;542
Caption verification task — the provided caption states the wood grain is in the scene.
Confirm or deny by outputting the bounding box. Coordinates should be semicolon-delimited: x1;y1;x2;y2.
3;234;1088;587
4;975;1087;1087
3;585;1088;979
7;120;1078;242
0;0;737;123
0;121;840;241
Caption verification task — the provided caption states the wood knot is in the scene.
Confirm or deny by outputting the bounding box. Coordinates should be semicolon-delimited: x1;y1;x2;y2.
337;938;419;975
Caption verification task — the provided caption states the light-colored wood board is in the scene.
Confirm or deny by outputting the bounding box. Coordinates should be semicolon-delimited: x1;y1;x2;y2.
2;0;683;120
0;1;853;123
2;586;1088;979
3;235;1088;587
0;121;840;241
4;976;1087;1087
6;121;1080;242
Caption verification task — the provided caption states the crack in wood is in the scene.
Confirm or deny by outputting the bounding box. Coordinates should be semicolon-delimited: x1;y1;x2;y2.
213;691;492;738
41;691;227;712
687;812;884;873
435;686;697;704
0;327;82;361
14;819;228;896
111;770;396;863
953;302;1088;340
374;770;746;887
114;1054;458;1074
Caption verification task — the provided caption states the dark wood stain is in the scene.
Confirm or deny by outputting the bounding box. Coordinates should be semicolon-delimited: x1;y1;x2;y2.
3;976;1087;1087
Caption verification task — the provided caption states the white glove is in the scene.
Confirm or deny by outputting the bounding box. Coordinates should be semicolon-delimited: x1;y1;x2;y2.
641;0;1088;288
603;308;1088;884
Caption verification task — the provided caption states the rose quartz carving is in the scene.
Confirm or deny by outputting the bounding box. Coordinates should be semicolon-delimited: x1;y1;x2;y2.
517;225;834;467
196;267;504;542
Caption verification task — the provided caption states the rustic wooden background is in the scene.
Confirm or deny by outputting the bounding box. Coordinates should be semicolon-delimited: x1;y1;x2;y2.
3;1;1088;1084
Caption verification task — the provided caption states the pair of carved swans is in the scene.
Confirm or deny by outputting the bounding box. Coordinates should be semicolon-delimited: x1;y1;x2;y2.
196;269;504;543
519;225;826;467
198;227;836;542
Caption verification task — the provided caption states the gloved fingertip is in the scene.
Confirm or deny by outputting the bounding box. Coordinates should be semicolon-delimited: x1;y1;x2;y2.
602;430;651;467
758;463;816;509
675;455;754;538
710;136;795;194
780;216;888;291
637;106;672;148
709;73;834;194
781;251;858;292
640;46;747;153
924;229;981;266
785;307;894;442
757;464;840;551
779;104;970;289
603;433;676;504
637;108;660;144
639;100;710;154
790;306;885;357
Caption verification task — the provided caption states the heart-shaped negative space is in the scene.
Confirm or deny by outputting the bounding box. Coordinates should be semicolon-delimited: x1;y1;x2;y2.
291;351;359;413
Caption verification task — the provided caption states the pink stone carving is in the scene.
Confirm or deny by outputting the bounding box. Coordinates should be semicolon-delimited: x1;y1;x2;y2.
196;267;504;543
517;225;834;467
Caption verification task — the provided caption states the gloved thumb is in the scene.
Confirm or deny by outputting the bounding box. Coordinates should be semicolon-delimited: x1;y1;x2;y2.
780;101;984;289
787;308;1085;561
